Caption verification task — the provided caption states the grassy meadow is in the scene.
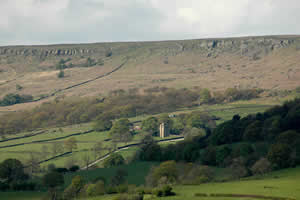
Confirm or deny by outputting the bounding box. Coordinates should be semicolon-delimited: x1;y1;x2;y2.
64;162;159;188
0;100;277;168
0;192;46;200
86;167;300;200
1;166;299;200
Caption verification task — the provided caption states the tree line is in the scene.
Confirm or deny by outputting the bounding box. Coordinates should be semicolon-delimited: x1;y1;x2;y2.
0;87;261;135
135;98;300;176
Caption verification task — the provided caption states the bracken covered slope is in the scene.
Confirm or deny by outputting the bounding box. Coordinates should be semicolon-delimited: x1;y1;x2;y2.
0;35;300;111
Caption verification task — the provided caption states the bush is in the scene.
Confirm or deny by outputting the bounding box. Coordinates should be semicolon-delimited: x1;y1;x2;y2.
135;186;153;195
251;158;271;175
0;159;28;184
0;93;33;106
115;184;129;193
85;181;105;197
56;59;67;70
141;117;159;136
243;121;263;142
114;194;143;200
268;143;292;169
111;169;128;186
0;182;9;191
63;185;77;200
201;146;216;166
86;184;97;197
152;161;178;186
57;70;64;78
233;143;254;157
16;84;23;91
103;153;125;168
47;164;56;172
105;185;118;194
211;118;243;145
93;118;112;131
137;139;162;161
69;165;80;172
105;50;112;57
85;57;97;67
230;157;250;179
179;164;214;185
276;130;300;147
55;168;69;173
216;145;232;166
92;176;107;184
11;181;36;191
63;175;85;199
153;185;175;197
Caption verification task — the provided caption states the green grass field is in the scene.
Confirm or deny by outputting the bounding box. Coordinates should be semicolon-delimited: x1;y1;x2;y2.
0;191;46;200
64;161;159;188
87;167;300;200
0;100;276;169
1;165;299;200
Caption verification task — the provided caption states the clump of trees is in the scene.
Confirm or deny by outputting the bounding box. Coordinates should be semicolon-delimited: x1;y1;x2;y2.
56;58;72;70
146;161;214;190
60;168;175;200
0;93;33;106
110;118;133;144
55;57;103;70
0;159;37;191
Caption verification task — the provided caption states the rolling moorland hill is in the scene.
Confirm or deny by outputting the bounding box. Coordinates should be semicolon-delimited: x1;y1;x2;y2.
0;35;300;112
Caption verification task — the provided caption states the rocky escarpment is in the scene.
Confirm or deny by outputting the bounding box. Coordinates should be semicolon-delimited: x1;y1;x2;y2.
0;36;297;59
161;37;296;59
0;47;100;56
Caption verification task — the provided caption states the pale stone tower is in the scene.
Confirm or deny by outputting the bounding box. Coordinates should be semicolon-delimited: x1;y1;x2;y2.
159;123;169;138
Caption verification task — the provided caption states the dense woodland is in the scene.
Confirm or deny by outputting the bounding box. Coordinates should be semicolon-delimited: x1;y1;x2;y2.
0;87;261;135
136;98;300;176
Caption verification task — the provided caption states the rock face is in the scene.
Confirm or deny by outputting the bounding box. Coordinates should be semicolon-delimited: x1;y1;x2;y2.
0;47;98;56
0;36;297;63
